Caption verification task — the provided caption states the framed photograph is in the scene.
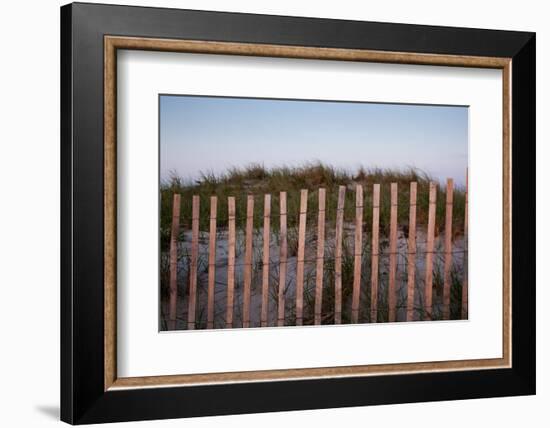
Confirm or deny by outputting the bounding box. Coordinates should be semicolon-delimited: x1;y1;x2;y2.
60;2;535;424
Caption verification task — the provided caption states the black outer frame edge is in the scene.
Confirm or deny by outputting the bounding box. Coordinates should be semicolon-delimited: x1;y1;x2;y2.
60;4;74;425
510;34;536;392
60;2;536;424
69;1;533;56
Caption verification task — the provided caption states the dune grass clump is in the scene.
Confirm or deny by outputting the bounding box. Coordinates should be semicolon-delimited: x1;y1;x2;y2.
160;162;466;251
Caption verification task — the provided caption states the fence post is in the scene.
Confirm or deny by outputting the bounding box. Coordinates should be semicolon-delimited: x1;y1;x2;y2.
187;195;200;330
314;188;326;325
296;189;308;326
443;178;454;320
334;185;346;324
226;197;236;328
406;182;417;321
388;183;398;322
207;196;217;329
462;171;469;319
261;194;271;327
277;192;287;326
424;182;437;320
168;193;181;330
242;195;254;328
370;184;380;323
351;184;363;323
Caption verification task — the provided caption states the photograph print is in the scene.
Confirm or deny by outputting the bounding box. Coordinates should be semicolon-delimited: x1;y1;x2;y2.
159;95;469;331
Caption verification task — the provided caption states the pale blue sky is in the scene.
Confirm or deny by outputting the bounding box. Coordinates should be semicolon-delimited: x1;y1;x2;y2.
160;95;468;186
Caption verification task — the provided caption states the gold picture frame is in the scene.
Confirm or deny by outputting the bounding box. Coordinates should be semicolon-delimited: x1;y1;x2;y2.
103;36;512;391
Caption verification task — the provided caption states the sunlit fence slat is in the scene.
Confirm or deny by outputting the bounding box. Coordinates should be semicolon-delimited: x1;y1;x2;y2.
424;182;437;320
207;196;217;329
443;178;454;320
370;183;381;323
277;192;288;327
242;195;254;328
261;194;271;327
226;197;236;328
314;188;326;326
334;185;346;324
187;195;200;330
406;182;417;322
295;189;308;326
168;193;181;330
351;184;363;324
462;171;469;319
388;183;398;322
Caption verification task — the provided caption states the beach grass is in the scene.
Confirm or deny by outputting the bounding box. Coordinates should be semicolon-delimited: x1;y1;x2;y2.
160;162;466;252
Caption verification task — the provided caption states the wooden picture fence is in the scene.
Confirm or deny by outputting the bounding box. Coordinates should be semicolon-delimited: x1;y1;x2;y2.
167;177;468;330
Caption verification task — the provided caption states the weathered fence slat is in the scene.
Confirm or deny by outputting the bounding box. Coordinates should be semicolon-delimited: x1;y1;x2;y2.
370;184;381;323
462;171;469;319
314;188;326;325
424;182;437;320
295;189;308;326
351;185;363;323
207;196;217;329
388;183;398;322
406;182;417;321
334;185;346;324
226;197;236;328
242;195;254;328
168;193;181;330
443;179;454;320
187;195;200;330
261;194;271;327
277;192;288;326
